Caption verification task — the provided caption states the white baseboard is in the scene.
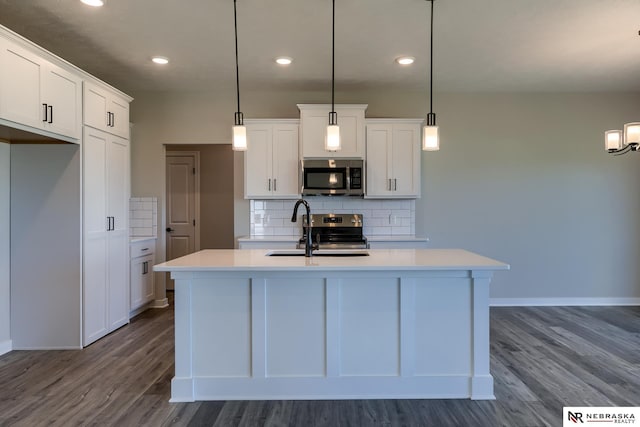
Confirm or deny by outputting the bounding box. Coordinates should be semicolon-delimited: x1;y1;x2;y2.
490;297;640;307
0;339;12;356
151;298;169;308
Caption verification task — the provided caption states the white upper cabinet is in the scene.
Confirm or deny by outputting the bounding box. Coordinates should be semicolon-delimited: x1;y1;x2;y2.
84;81;130;139
244;120;300;199
366;120;422;198
0;36;82;141
298;104;367;159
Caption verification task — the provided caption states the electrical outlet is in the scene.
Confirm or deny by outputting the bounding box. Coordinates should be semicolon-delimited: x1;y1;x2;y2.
389;215;398;225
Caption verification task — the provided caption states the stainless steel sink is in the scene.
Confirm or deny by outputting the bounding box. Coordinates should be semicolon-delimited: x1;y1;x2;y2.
265;249;369;257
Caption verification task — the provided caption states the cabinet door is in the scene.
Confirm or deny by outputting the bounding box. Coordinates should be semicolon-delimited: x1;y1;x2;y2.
142;255;155;304
272;124;300;198
334;108;364;158
107;135;130;330
130;257;145;310
365;124;392;197
83;128;109;346
84;82;108;132
244;125;273;198
41;62;81;139
391;124;420;197
300;111;328;158
109;96;130;138
108;231;129;330
0;39;43;130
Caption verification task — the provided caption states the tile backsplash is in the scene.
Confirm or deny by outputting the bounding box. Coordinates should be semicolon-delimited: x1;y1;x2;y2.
250;199;415;236
130;197;158;237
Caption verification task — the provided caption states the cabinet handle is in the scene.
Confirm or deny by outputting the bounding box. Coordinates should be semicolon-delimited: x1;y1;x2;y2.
111;112;115;128
48;105;53;124
106;217;110;231
143;261;148;275
388;179;392;191
268;178;271;191
141;248;149;252
42;103;48;122
111;217;115;230
274;178;277;192
394;178;397;191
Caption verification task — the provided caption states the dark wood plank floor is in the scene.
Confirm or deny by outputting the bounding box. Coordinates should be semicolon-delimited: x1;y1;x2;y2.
1;296;639;426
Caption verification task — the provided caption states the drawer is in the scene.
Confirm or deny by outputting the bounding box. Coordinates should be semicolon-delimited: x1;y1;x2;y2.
131;238;155;258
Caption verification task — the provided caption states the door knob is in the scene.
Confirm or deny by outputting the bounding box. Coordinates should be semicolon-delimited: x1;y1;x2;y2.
166;227;174;232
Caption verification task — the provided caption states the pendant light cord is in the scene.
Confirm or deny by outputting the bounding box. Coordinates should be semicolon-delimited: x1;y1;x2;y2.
233;0;242;125
328;0;337;126
427;0;436;126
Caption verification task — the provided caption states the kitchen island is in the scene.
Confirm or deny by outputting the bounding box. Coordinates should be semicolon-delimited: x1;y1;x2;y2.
154;248;509;402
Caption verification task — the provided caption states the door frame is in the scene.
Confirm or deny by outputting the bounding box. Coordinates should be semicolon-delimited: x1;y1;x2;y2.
165;150;201;255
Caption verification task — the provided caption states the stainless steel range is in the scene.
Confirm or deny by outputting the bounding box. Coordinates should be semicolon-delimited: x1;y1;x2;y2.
297;213;368;250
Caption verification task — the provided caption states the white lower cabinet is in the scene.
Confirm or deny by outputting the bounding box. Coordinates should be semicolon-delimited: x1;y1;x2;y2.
366;120;422;198
83;126;130;346
130;239;155;314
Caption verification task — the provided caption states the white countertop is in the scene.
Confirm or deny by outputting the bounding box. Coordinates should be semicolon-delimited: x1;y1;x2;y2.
237;235;429;242
154;249;509;272
130;236;157;244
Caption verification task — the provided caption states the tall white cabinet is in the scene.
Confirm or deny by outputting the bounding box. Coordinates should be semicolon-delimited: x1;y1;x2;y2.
83;86;131;346
1;23;133;351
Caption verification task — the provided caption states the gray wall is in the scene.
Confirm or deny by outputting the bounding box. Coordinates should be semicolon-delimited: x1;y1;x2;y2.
0;142;10;354
11;144;81;349
130;88;640;302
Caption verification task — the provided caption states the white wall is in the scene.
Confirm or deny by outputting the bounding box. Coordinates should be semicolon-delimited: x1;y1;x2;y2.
130;89;640;302
0;142;10;355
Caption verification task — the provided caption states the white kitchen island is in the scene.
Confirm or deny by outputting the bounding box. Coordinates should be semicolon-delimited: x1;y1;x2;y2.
154;248;509;402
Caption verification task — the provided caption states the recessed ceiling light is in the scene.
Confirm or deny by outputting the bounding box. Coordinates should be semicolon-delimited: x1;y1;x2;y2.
396;56;415;65
81;0;105;6
151;56;169;65
275;57;292;65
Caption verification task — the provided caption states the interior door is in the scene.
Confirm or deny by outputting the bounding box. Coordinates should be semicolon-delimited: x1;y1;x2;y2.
166;153;197;265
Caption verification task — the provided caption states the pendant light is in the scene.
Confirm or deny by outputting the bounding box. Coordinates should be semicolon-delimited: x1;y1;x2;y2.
606;123;640;155
325;0;340;151
422;0;439;151
232;0;247;151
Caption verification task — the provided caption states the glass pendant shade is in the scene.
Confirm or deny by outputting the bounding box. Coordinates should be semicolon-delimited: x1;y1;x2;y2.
232;125;247;151
422;125;439;151
605;130;623;151
624;122;640;145
326;124;341;151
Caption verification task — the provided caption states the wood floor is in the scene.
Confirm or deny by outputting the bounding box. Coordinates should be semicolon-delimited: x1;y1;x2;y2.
1;296;638;427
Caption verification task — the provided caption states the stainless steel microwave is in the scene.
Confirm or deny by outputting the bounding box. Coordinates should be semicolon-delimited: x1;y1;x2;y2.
300;159;364;196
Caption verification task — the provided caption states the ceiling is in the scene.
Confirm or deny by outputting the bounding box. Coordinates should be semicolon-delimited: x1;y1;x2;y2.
0;0;639;95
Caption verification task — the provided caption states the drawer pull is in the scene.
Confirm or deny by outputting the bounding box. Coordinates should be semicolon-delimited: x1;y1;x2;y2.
141;248;149;251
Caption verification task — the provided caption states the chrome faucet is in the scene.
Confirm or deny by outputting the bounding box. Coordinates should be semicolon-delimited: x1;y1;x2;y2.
291;199;316;257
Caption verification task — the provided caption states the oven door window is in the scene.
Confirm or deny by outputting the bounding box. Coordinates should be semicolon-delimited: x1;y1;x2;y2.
304;168;347;190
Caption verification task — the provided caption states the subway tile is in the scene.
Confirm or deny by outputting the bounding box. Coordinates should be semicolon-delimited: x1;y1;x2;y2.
264;200;284;210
